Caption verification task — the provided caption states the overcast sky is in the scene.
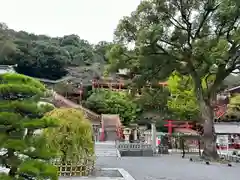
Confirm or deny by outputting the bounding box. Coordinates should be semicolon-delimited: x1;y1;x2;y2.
0;0;141;44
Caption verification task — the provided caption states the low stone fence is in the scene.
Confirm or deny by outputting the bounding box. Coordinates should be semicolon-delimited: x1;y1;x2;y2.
116;142;153;157
117;143;152;150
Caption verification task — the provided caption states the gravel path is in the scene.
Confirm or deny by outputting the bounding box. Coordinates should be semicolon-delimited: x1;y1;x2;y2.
96;155;240;180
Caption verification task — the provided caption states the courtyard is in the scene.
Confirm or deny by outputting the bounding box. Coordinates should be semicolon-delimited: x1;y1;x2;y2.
96;155;240;180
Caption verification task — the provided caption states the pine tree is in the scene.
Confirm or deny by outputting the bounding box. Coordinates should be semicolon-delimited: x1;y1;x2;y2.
0;73;58;179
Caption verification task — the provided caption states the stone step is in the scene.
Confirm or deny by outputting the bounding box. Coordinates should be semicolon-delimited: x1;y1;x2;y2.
95;153;117;157
95;142;118;157
95;146;116;150
95;150;117;157
95;143;116;149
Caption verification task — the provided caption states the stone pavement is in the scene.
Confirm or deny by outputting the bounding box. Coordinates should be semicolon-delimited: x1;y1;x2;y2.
96;155;240;180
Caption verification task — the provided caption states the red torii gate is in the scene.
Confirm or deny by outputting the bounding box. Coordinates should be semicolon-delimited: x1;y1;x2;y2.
164;120;193;135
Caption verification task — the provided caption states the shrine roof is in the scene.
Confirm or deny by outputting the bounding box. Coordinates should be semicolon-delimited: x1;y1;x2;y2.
35;75;73;84
225;85;240;93
214;123;240;134
223;74;240;88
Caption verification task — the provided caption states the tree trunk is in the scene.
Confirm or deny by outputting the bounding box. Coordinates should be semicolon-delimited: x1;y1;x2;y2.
9;167;17;177
199;99;219;160
7;149;18;177
191;71;219;160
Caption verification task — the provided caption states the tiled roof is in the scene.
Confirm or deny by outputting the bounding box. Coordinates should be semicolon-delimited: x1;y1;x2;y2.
214;123;240;134
225;85;240;93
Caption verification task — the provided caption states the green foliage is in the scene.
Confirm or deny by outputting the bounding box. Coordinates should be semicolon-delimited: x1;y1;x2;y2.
108;0;240;158
0;173;13;180
225;94;240;120
135;86;170;131
167;73;199;121
137;87;169;111
0;24;106;80
85;89;139;125
109;0;240;99
0;73;45;91
0;73;59;179
94;41;114;63
43;108;94;163
18;159;58;180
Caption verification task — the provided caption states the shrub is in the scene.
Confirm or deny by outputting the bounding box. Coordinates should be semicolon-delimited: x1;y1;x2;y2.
85;89;139;125
43;108;94;163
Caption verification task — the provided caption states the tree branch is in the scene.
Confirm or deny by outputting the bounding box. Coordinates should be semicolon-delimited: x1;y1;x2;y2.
208;64;229;98
178;0;191;27
194;1;219;39
158;38;182;49
166;13;187;31
177;0;193;49
226;14;239;44
225;45;240;72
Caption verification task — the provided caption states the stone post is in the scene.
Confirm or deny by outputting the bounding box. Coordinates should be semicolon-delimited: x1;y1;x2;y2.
134;128;138;140
151;123;156;153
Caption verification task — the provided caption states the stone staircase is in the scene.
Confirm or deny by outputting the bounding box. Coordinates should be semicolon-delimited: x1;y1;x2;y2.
95;142;119;157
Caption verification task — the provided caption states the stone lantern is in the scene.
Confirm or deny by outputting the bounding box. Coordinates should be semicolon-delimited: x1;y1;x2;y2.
123;127;131;142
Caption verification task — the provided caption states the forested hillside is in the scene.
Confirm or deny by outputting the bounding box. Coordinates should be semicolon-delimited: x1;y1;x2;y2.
0;23;112;80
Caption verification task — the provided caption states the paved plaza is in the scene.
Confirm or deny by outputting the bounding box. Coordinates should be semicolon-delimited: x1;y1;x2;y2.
96;155;240;180
1;142;240;180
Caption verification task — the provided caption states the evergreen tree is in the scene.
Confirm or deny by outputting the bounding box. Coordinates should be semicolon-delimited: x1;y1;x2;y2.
109;0;240;159
0;73;58;179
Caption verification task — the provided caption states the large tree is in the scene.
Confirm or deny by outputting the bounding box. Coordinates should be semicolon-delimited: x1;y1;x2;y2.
108;0;240;159
0;73;58;179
